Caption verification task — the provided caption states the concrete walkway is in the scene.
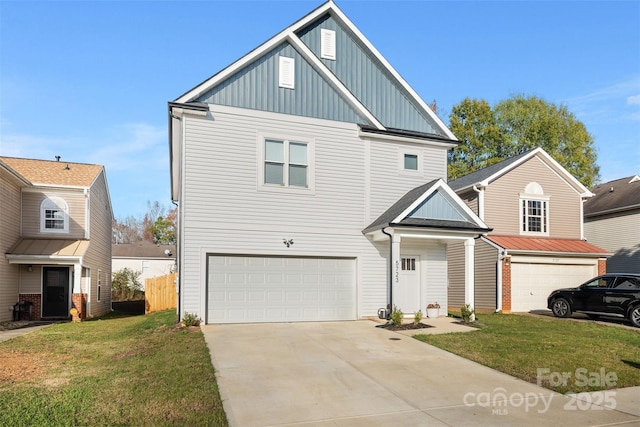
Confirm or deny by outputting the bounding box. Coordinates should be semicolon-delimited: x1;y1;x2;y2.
0;322;54;343
202;319;640;427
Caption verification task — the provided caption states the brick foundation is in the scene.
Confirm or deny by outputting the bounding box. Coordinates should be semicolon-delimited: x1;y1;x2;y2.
501;257;512;313
17;294;42;321
71;293;88;321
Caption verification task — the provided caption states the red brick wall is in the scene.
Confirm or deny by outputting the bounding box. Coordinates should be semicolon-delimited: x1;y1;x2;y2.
72;293;87;321
598;258;606;275
501;257;512;313
17;294;42;321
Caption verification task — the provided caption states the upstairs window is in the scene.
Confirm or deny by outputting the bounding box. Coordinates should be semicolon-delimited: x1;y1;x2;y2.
40;197;69;233
264;139;308;188
404;154;418;170
520;182;549;235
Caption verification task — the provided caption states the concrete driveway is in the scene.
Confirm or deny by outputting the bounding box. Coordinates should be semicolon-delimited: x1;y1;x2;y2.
202;320;640;427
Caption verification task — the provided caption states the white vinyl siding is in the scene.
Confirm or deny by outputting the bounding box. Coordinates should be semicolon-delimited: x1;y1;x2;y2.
179;107;450;321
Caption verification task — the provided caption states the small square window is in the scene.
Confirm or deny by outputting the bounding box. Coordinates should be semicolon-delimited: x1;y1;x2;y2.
263;139;308;188
404;154;418;170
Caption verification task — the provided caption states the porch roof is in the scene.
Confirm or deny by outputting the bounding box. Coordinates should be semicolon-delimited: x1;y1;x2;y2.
363;178;491;235
485;235;610;256
5;238;89;263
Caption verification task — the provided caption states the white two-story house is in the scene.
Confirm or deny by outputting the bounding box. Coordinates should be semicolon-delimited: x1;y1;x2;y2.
168;1;489;324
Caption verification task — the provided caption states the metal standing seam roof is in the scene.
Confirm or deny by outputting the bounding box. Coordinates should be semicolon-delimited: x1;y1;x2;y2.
485;235;610;256
7;239;90;257
0;156;103;187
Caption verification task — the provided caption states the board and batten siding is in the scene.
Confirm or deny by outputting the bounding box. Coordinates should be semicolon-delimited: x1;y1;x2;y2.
585;211;640;274
484;156;582;238
179;106;446;320
21;189;86;239
0;171;22;322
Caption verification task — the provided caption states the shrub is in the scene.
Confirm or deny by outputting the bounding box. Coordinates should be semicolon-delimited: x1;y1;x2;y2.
390;306;403;326
461;304;475;323
111;268;143;301
182;312;201;327
413;310;423;325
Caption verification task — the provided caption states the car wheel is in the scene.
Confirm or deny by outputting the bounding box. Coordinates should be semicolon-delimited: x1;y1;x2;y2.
629;306;640;328
551;298;572;318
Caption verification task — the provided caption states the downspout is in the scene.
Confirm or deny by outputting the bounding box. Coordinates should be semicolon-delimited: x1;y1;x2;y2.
172;199;180;323
472;184;485;220
381;226;393;319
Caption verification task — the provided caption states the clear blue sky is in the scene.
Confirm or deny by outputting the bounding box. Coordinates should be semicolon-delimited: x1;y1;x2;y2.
1;0;639;219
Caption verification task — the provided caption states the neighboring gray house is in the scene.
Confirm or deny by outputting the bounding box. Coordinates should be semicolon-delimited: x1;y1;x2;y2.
584;175;640;274
168;1;489;324
447;148;609;313
112;241;176;290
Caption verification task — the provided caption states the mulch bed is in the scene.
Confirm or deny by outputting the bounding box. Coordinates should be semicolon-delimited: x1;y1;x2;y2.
380;322;434;331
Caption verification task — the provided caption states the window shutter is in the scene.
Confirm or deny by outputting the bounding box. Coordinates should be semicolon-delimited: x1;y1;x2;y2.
321;29;336;60
279;56;295;89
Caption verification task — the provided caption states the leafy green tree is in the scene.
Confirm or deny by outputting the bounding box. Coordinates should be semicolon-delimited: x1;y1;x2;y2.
152;212;176;245
447;98;506;180
448;95;600;187
111;268;142;301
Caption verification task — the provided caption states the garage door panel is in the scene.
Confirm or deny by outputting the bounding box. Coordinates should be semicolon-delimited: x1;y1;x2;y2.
207;255;356;323
511;262;597;312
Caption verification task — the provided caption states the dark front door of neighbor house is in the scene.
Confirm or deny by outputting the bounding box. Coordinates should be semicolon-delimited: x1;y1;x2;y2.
43;267;70;317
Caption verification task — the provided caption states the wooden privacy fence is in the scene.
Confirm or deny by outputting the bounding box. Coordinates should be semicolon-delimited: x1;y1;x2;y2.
145;273;177;314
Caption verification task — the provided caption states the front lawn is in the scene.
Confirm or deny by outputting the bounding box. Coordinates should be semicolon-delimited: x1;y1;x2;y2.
0;310;228;426
415;313;640;394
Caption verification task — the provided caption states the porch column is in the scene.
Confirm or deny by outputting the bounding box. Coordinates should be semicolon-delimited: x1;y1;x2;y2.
390;233;401;310
464;238;475;321
72;264;82;293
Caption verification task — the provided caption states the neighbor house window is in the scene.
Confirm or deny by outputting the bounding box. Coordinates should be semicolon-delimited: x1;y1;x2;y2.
40;197;69;233
97;269;102;302
522;199;548;233
520;182;549;235
264;139;308;188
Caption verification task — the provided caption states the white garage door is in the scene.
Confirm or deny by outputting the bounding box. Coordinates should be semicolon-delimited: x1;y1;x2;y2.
207;255;356;323
511;262;597;312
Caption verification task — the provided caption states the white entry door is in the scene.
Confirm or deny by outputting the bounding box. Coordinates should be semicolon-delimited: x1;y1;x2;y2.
395;256;421;315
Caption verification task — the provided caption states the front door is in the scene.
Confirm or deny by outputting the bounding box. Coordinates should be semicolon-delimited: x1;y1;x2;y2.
395;256;421;315
43;267;70;317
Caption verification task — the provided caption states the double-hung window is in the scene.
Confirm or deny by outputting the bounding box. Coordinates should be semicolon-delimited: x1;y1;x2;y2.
40;197;69;233
521;199;548;234
264;139;308;188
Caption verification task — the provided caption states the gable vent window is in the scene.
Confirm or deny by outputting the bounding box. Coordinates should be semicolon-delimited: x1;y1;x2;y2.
279;56;295;89
320;28;336;60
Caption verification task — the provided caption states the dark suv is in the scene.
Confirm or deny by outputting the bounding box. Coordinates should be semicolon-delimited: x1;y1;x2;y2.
547;273;640;327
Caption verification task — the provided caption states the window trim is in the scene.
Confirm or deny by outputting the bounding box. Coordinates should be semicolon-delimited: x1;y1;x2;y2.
519;195;550;236
398;149;422;175
40;197;69;233
257;132;315;194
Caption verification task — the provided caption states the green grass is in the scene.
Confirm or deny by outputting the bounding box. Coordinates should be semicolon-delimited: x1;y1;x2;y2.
414;313;640;394
0;310;228;427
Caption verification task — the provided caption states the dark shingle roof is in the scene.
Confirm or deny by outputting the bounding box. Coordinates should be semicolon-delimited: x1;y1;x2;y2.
448;149;536;191
584;175;640;216
112;241;176;259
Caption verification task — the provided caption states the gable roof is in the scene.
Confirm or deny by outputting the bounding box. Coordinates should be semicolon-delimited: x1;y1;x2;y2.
363;179;491;234
448;147;593;197
0;156;104;188
112;241;176;259
485;235;609;257
584;175;640;216
173;0;455;140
